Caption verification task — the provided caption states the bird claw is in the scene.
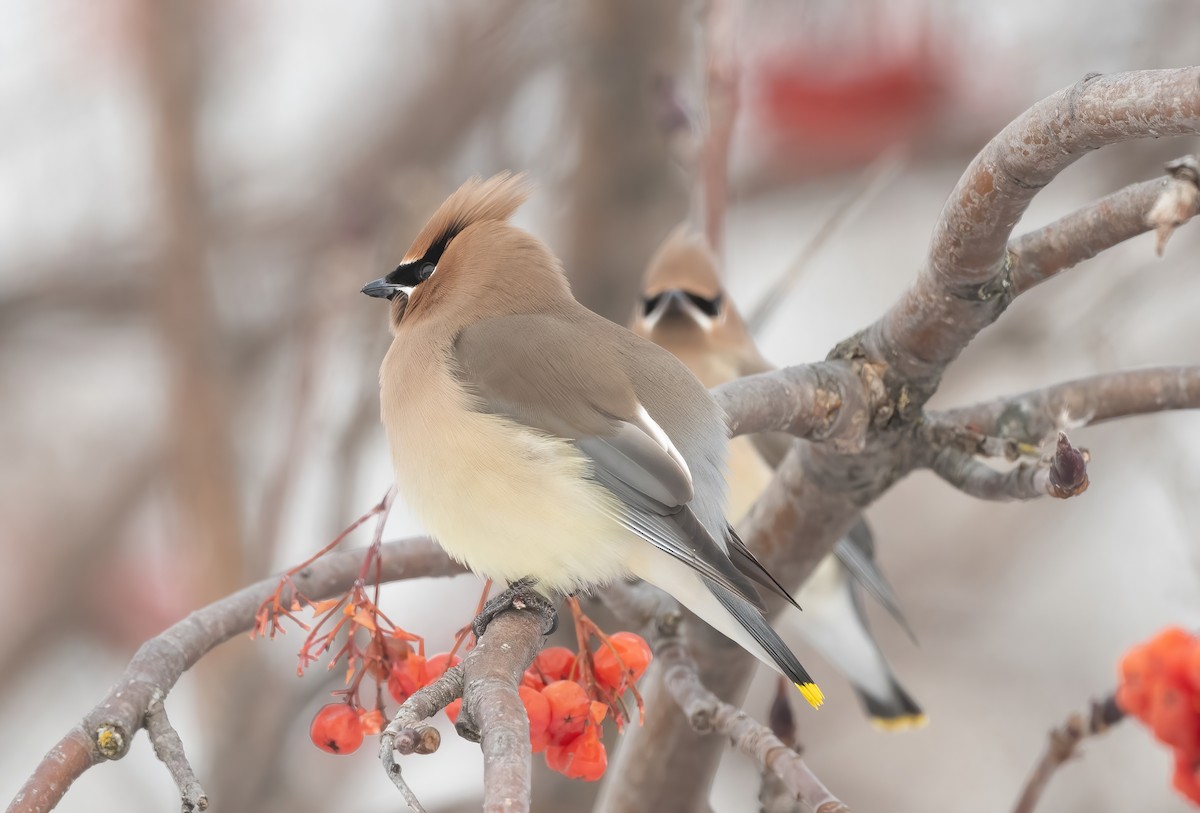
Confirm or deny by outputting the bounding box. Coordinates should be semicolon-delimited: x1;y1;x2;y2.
472;577;559;638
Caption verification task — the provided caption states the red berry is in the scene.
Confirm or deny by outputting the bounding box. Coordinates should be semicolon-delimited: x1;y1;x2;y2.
593;632;652;689
519;685;552;752
444;699;463;723
422;652;463;685
542;680;591;743
1118;645;1154;721
310;703;365;755
1148;681;1200;754
534;647;577;682
545;726;607;780
1174;752;1200;804
521;669;546;692
388;654;427;703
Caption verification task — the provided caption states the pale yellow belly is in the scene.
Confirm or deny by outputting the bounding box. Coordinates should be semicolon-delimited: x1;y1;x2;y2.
382;357;633;593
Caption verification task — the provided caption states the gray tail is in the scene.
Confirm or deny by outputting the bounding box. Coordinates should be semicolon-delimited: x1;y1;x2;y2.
856;677;927;731
704;577;824;708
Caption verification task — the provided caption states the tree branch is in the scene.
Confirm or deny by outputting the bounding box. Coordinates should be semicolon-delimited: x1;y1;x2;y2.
928;432;1090;501
1012;694;1125;813
145;690;208;812
7;538;461;813
863;68;1200;394
937;365;1200;445
712;362;872;452
1008;156;1200;296
462;606;548;813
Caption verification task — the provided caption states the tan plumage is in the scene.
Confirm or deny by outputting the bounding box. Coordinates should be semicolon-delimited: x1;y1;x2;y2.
365;175;824;708
631;226;925;729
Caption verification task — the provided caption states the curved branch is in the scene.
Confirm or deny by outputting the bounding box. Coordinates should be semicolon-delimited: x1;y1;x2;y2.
928;433;1089;501
937;365;1200;445
1008;156;1200;295
8;538;461;813
865;68;1200;391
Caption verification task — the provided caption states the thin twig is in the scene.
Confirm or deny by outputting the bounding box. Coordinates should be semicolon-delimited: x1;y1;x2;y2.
928;432;1089;501
1012;694;1125;813
746;148;906;334
145;690;208;812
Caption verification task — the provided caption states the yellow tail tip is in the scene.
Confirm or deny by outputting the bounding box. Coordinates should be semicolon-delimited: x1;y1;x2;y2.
796;682;824;708
869;713;929;732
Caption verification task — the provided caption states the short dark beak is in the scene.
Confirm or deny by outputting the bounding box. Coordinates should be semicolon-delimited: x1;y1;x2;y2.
661;289;689;314
362;278;401;300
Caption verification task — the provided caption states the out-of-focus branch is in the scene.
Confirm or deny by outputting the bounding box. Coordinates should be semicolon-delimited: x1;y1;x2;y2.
139;0;245;601
562;0;691;321
1012;694;1125;813
7;538;461;813
700;0;739;256
1008;156;1200;296
928;433;1090;501
862;68;1200;395
937;365;1200;445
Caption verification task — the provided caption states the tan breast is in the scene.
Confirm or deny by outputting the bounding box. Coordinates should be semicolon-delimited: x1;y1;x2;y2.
378;333;634;592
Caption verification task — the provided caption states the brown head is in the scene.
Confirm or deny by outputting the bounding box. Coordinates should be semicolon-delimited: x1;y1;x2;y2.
631;226;767;378
362;173;572;333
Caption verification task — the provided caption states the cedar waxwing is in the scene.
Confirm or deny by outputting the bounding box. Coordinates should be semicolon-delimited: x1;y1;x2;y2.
362;174;824;708
631;227;926;730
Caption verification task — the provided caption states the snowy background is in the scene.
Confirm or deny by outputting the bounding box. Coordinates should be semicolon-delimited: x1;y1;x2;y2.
2;1;1199;811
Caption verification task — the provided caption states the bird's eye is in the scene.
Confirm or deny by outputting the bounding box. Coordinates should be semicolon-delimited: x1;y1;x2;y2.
418;263;436;281
642;294;664;316
685;292;722;317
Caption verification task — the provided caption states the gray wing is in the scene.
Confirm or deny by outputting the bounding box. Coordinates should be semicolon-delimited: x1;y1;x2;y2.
836;519;917;643
455;315;767;609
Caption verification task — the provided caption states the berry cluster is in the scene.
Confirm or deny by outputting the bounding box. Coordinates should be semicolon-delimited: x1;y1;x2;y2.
1117;626;1200;804
309;644;464;756
447;632;652;781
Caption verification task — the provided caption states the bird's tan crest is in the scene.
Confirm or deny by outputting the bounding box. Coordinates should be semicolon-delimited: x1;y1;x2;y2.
641;226;723;300
403;172;532;264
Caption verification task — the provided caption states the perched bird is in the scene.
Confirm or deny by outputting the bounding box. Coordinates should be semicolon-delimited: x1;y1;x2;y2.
362;174;823;708
631;227;925;730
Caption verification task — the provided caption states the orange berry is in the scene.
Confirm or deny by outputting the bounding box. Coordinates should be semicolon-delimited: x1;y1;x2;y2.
388;655;427;703
546;726;607;781
1147;628;1196;683
521;669;546;692
444;699;463;723
1148;682;1200;754
421;652;462;686
310;703;364;755
1187;645;1200;692
1118;645;1154;721
593;632;652;689
542;680;591;743
534;647;577;682
1174;752;1200;804
520;685;551;736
